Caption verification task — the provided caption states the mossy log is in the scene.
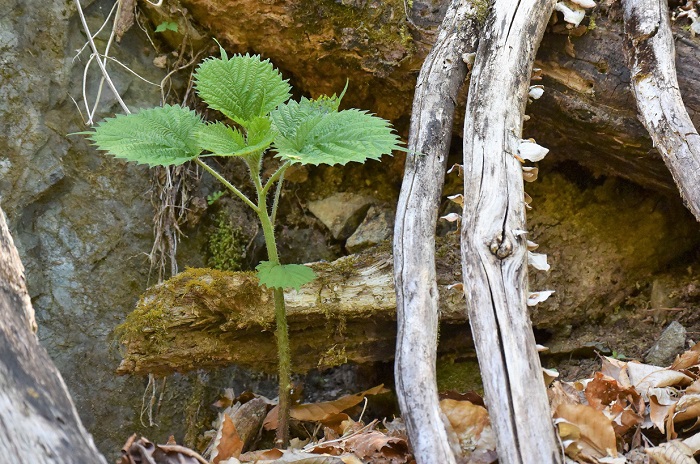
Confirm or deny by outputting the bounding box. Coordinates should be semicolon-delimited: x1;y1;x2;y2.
117;239;469;376
143;1;700;194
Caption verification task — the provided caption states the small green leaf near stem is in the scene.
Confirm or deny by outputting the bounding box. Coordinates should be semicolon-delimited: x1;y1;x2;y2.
195;158;259;212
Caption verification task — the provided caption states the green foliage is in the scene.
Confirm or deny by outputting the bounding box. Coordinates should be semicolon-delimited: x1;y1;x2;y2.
271;102;404;166
207;213;246;271
255;261;316;291
194;50;291;128
155;21;178;33
206;191;225;205
82;105;203;167
196;122;246;156
83;48;403;446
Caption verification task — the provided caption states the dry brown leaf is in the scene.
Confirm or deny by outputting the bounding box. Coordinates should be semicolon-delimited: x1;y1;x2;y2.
585;372;643;412
343;430;411;464
613;406;644;437
645;440;697;464
440;399;497;463
264;406;280;431
674;394;700;424
650;388;679;433
672;350;700;371
549;381;584;411
672;342;700;370
240;448;284;461
687;379;700;395
319;413;353;435
601;357;632;388
627;362;692;396
290;385;388;422
683;431;700;454
555;403;618;459
211;413;244;463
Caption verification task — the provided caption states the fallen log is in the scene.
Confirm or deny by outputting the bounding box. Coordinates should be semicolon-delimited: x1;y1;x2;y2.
144;1;700;193
116;239;470;376
116;175;700;378
0;208;107;464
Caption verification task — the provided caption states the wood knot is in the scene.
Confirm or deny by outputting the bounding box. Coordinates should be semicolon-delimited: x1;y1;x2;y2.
488;233;513;259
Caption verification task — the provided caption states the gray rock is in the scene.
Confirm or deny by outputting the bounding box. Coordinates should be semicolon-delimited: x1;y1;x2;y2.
346;205;394;252
307;192;374;240
0;0;277;459
645;321;687;367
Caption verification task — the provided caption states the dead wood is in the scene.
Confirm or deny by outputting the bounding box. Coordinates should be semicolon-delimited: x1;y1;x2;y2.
622;0;700;222
392;0;478;462
460;1;562;462
0;208;107;464
116;241;469;376
146;1;700;193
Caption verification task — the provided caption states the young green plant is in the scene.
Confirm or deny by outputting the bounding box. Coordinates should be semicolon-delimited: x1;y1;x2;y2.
80;46;404;445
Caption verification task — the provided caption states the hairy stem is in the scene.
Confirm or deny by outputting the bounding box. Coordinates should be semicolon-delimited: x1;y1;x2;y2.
195;158;259;212
256;188;291;446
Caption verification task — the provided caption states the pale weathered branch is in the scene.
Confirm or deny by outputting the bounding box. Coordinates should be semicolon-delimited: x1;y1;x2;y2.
460;1;561;463
392;0;479;462
0;208;107;464
622;0;700;222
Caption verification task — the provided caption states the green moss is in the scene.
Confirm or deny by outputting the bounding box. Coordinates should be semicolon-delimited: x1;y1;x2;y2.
207;212;247;271
291;0;414;69
470;0;490;25
317;344;349;369
436;357;483;393
587;14;597;31
115;268;274;357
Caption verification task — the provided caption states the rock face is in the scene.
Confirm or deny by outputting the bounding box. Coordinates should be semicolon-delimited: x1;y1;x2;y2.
1;0;275;458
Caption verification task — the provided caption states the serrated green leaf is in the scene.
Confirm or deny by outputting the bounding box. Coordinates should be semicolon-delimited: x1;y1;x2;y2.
195;122;246;155
255;261;316;291
194;54;291;127
245;117;276;151
271;105;404;166
83;105;203;167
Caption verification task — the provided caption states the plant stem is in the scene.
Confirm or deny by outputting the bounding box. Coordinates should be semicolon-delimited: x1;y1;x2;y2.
195;158;259;212
270;169;286;227
255;176;292;447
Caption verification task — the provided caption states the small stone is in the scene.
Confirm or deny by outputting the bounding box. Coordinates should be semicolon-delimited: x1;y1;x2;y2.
307;193;374;240
645;321;687;367
346;205;394;253
153;55;168;69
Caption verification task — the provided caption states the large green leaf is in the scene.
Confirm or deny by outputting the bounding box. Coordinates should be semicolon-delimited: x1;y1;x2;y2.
271;104;404;166
255;261;316;291
194;52;291;127
195;121;246;155
83;105;203;167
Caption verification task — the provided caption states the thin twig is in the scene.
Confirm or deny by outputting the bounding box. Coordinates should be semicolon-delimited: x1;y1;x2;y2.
73;0;131;115
72;0;119;61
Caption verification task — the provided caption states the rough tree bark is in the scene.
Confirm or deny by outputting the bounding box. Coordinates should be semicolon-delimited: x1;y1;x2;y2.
461;1;562;463
0;208;107;464
392;0;479;462
623;0;700;222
